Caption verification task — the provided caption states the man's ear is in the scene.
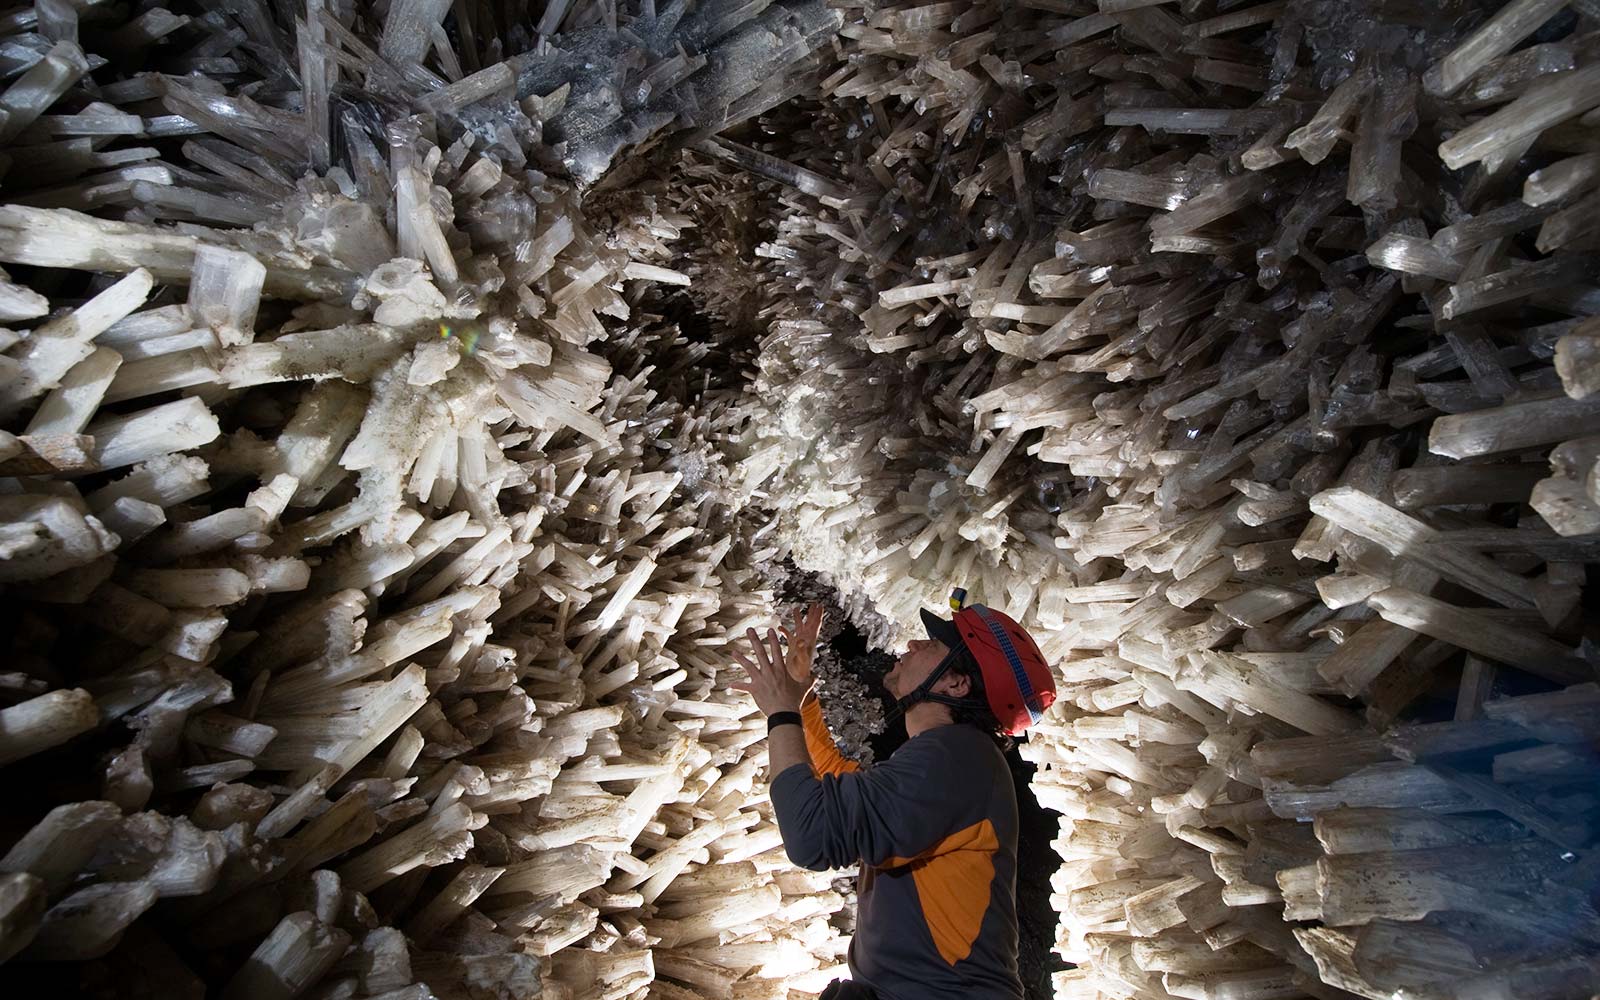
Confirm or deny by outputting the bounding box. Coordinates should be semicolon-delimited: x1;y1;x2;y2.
941;671;971;699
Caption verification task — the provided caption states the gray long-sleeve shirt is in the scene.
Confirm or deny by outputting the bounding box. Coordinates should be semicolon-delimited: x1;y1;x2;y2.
771;693;1024;1000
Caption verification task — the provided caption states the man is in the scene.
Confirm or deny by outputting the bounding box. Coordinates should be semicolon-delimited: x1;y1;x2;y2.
734;592;1057;1000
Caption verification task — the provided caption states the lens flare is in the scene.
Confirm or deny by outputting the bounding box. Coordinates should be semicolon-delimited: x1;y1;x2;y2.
438;322;480;354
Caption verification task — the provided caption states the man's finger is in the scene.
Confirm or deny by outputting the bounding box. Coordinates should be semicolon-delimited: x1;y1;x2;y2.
734;648;763;678
746;627;772;672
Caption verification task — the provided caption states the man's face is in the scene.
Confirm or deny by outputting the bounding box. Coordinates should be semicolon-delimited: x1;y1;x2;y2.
883;638;951;698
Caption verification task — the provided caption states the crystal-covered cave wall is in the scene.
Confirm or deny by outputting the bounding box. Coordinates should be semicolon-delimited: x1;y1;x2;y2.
2;2;1600;1000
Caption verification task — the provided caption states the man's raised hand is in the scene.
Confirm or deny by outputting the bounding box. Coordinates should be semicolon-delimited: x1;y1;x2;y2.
779;603;824;685
731;604;824;716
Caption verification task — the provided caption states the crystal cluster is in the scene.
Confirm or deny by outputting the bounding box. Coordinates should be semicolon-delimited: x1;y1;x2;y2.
715;2;1600;997
0;3;851;999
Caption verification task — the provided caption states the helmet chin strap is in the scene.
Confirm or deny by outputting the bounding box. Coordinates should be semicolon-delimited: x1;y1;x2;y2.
885;648;974;724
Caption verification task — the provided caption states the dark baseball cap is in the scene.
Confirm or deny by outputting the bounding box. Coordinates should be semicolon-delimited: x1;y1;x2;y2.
919;607;964;652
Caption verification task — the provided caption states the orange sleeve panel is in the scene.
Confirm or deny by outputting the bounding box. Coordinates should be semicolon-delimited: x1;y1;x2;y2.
890;819;999;965
801;689;861;777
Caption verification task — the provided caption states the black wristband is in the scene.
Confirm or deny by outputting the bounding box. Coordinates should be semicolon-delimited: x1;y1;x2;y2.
767;711;802;732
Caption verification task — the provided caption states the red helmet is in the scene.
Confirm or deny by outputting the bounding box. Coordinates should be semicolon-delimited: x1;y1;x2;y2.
919;591;1056;736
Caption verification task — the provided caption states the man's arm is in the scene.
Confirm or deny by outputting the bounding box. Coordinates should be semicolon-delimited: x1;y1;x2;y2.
769;720;810;783
731;618;823;788
733;607;883;866
771;734;966;872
